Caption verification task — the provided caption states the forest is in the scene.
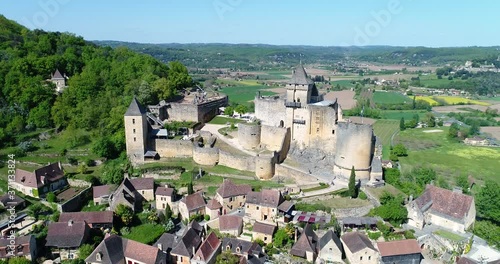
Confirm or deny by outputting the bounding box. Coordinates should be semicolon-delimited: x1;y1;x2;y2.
0;15;192;152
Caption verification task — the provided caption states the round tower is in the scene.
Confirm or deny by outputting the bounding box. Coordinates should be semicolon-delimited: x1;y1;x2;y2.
238;123;261;149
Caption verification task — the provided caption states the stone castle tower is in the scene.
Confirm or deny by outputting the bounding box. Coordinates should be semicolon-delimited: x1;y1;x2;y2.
124;98;149;162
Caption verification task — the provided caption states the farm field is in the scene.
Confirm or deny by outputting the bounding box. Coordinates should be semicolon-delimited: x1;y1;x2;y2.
324;90;357;110
380;110;428;120
373;120;400;159
396;127;500;185
220;82;276;106
373;91;411;105
416;96;490;106
481;126;500;141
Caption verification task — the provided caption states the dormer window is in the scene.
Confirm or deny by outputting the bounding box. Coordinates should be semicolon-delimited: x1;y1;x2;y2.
226;245;231;251
96;252;102;261
236;247;241;253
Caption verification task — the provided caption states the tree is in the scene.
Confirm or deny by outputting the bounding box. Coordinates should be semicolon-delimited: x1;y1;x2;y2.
92;137;117;159
78;244;95;260
456;174;470;194
77;163;88;174
46;192;56;203
392;143;408;157
164;203;173;220
115;204;133;226
425;112;436;127
273;228;290;248
234;104;248;115
187;181;194;195
372;193;408;225
348;166;357;198
476;181;500;222
400;117;406;131
224;106;234;116
216;250;240;264
8;258;31;264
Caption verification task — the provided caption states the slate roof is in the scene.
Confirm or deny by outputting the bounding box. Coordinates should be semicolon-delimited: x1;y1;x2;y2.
246;190;283;208
206;199;222;210
93;184;114;198
45;221;89;248
86;234;165;264
110;178;139;211
170;227;202;257
52;69;64;79
0;193;25;207
289;64;314;85
0;235;33;258
318;230;342;252
216;180;252;198
181;192;206;211
341;232;377;254
155;186;174;196
341;217;378;226
129;177;154;190
252;221;276;236
125;97;147;116
194;232;221;262
222;238;263;256
154;233;178;253
377;239;421;257
414;185;474;220
14;162;65;188
219;215;243;231
58;211;113;225
277;200;294;212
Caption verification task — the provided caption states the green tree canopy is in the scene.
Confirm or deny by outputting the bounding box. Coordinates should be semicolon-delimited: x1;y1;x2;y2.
476;181;500;222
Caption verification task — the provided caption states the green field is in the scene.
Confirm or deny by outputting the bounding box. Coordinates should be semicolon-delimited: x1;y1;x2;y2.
396;127;500;185
331;79;356;88
373;120;400;159
208;116;247;125
419;74;464;88
373;91;411;105
219;80;277;106
380;110;429;120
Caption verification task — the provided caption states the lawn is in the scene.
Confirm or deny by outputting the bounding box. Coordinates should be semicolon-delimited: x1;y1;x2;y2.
331;80;356;88
373;120;400;159
380;110;428;120
122;223;165;245
396;127;500;184
364;184;405;201
419;76;462;88
219;81;277;106
433;229;466;242
322;196;371;209
208;116;247;125
373;91;411;105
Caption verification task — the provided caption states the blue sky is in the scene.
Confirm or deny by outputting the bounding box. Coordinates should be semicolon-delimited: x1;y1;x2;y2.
1;0;499;47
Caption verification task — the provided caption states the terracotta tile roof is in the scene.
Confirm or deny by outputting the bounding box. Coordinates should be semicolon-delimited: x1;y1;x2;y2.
216;180;252;198
194;232;221;262
206;199;222;210
181;192;206;211
14;169;38;188
0;235;33;258
246;190;283;208
414;185;474;220
86;234;165;264
377;239;421;257
219;215;243;231
14;162;65;189
58;211;113;225
93;184;114;198
46;221;89;248
155;186;174;196
341;232;377;254
252;221;276;236
130;177;154;190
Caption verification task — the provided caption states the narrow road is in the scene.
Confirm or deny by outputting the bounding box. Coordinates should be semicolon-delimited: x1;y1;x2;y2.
201;124;257;157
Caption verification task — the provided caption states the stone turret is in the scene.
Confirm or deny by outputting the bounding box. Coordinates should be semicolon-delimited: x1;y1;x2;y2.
124;97;149;163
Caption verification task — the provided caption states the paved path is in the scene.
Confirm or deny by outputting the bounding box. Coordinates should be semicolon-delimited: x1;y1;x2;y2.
201;124;257;157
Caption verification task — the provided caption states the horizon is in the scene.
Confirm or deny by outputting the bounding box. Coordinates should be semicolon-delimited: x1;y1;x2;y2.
2;0;500;47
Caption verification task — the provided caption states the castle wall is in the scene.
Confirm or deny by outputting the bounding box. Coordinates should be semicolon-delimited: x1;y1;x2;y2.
260;126;290;163
154;139;194;157
238;124;261;149
255;153;276;180
197;96;228;123
275;164;317;183
287;107;311;148
255;96;286;127
308;105;338;153
166;96;227;123
219;151;255;172
193;147;219;166
334;122;374;180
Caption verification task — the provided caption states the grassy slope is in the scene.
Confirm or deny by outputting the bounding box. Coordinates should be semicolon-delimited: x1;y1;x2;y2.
373;120;400;159
373;91;411;104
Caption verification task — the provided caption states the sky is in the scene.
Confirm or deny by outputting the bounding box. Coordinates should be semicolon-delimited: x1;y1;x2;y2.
1;0;499;47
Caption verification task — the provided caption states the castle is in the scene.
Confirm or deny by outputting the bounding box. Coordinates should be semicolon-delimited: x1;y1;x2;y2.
124;65;382;182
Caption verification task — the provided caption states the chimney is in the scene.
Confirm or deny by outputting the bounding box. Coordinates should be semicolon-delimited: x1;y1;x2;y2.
192;246;196;257
68;220;74;226
295;227;298;243
157;243;162;251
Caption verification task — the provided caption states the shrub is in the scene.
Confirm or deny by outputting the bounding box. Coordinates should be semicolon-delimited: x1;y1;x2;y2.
368;231;381;240
359;191;368;200
67;157;78;165
85;159;96;167
204;215;210;221
46;192;56;203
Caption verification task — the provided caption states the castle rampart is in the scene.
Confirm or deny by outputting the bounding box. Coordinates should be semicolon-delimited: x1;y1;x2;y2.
238;123;261;149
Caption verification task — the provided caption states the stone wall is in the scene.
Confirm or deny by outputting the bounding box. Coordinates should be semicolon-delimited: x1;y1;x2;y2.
154;139;194;157
58;186;92;212
166;103;199;122
255;96;286;127
275;164;318;183
238;124;261;149
255;154;276;180
218;151;255;171
334;122;374;180
196;96;228;123
193;147;219;166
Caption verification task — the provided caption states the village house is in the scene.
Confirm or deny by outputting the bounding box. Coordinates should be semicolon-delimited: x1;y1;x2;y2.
155;221;205;264
317;230;344;264
50;69;68;93
205;199;222;220
221;238;268;264
215;180;251;215
341;232;379;264
0;235;37;261
192;232;221;264
92;184;114;205
245;189;285;223
155;186;175;210
464;136;490;146
407;185;476;233
58;211;113;230
218;215;243;236
85;234;167;264
0;193;26;210
252;221;276;244
377;239;422;264
109;177;155;212
179;192;206;220
45;220;90;260
130;177;155;201
12;162;67;198
290;224;318;262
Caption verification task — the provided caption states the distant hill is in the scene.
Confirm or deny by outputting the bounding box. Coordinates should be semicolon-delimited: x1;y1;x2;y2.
93;40;500;70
